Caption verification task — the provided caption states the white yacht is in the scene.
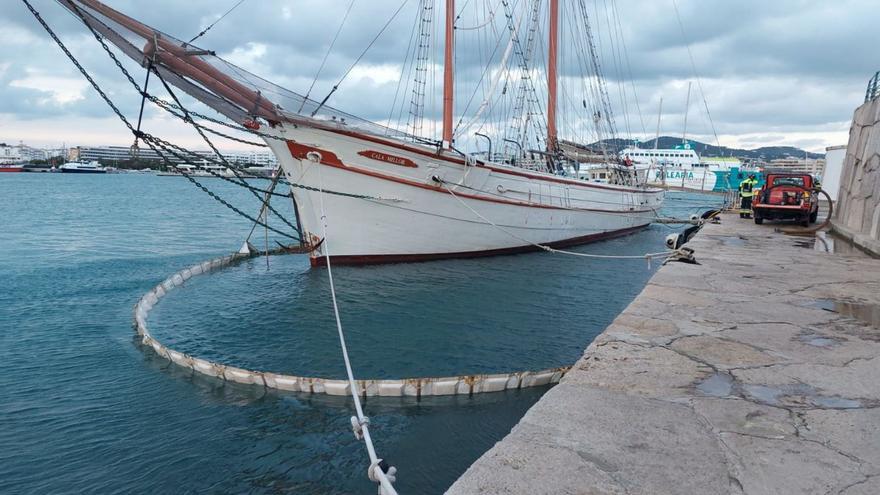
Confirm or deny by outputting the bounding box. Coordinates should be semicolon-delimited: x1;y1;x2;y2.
60;161;107;174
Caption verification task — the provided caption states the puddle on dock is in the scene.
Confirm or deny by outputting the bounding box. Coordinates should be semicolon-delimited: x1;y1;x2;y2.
790;230;874;256
741;383;863;409
802;336;838;347
697;372;734;397
808;299;880;328
719;236;748;247
812;396;863;409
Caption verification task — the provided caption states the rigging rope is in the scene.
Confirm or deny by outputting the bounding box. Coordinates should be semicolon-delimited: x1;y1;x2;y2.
389;3;423;136
300;0;356;110
75;0;300;233
187;0;246;44
455;0;497;30
407;0;434;136
452;3;512;139
670;0;721;148
610;0;647;137
23;0;299;240
312;0;411;117
314;162;399;495
151;64;304;235
40;0;391;205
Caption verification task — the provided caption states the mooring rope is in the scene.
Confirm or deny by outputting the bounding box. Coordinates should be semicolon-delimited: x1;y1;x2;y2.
437;179;680;262
314;162;399;495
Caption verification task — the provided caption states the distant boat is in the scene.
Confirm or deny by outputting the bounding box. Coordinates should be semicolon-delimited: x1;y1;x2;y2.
158;163;236;177
60;161;107;174
619;144;762;192
0;164;24;173
243;165;279;178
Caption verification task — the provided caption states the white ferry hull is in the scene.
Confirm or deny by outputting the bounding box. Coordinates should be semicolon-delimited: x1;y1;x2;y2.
60;168;107;174
645;168;718;191
264;125;665;265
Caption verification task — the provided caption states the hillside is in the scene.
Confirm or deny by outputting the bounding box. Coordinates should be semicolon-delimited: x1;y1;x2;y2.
593;137;825;160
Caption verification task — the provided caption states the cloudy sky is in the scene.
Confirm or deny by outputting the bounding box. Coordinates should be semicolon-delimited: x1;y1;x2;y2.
1;0;876;153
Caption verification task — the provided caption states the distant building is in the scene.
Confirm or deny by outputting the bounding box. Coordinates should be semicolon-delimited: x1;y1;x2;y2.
765;156;826;176
0;143;21;163
69;145;276;166
0;142;63;163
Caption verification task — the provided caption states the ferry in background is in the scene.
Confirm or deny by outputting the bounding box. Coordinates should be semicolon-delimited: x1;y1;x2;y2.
60;161;107;174
158;162;277;178
0;164;24;172
158;163;234;177
619;142;762;192
244;165;280;178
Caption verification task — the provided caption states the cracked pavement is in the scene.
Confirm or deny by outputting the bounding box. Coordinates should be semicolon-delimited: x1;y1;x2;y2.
447;213;880;494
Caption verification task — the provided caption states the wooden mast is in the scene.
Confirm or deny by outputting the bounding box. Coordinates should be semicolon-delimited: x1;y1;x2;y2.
442;0;455;149
547;0;559;153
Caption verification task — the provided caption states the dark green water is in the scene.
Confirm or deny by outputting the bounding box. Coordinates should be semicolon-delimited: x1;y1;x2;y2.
0;173;720;493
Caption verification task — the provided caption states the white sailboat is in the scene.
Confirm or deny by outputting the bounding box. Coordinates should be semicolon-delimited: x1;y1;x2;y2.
60;0;665;265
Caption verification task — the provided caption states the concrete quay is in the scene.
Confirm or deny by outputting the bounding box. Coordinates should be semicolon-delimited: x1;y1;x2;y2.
448;213;880;494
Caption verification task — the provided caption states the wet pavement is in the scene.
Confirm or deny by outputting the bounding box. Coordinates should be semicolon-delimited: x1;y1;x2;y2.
448;212;880;495
789;230;877;257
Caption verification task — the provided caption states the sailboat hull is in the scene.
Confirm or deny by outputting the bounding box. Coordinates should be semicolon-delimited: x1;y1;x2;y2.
266;125;665;265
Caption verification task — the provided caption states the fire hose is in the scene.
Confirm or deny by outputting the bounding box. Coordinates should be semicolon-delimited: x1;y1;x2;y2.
775;188;834;235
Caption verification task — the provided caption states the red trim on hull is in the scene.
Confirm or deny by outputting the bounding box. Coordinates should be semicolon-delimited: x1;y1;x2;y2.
298;125;653;193
286;141;653;214
0;167;24;172
309;223;650;266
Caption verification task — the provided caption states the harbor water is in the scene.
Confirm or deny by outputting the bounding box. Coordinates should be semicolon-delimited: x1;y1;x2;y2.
0;173;721;494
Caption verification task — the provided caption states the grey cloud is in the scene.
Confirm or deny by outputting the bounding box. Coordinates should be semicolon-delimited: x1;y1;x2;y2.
2;0;878;152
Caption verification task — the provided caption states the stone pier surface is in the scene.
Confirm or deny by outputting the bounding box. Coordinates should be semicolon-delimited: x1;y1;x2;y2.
448;214;880;495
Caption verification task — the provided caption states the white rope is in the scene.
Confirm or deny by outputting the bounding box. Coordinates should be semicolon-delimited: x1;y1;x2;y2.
448;178;693;224
315;161;399;495
440;180;675;261
455;0;497;30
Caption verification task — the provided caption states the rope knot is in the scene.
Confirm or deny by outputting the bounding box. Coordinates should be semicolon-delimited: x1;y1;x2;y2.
368;459;397;485
350;415;369;440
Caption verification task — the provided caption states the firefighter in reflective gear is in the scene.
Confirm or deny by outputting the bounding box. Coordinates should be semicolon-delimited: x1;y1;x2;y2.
739;174;759;218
